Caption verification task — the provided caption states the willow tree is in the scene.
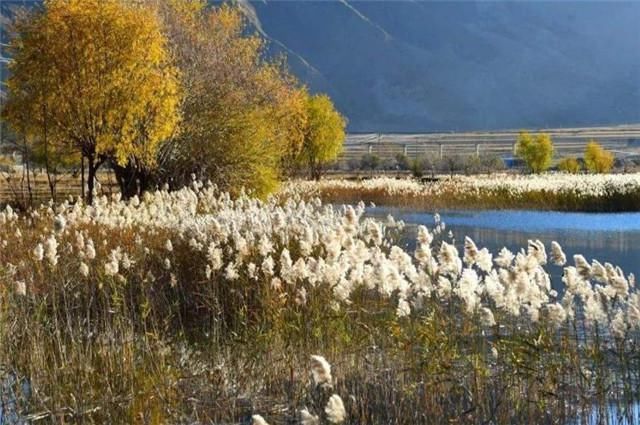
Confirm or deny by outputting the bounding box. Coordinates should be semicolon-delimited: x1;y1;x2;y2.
2;0;180;203
584;140;615;174
515;131;554;174
299;94;346;180
156;4;307;197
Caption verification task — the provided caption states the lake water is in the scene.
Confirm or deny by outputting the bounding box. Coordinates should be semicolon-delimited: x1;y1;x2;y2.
366;207;640;290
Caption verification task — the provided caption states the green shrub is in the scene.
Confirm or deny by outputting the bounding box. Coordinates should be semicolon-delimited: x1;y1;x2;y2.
360;153;381;171
394;153;411;171
479;154;505;175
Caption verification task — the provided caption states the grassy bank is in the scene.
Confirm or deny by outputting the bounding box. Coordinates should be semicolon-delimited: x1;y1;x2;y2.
0;186;639;423
284;173;640;212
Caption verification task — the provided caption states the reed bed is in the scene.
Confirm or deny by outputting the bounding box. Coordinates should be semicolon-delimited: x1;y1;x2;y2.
284;173;640;212
0;183;638;424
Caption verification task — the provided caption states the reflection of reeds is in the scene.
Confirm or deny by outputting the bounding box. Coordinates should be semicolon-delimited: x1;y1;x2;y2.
0;184;639;423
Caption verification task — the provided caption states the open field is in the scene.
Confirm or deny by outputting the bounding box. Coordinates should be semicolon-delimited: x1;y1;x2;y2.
338;125;640;167
0;183;639;423
286;173;640;212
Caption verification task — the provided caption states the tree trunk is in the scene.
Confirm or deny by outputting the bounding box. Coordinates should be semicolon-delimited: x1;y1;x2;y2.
138;169;153;193
87;156;97;205
111;161;140;199
22;135;33;207
80;155;85;201
42;104;57;202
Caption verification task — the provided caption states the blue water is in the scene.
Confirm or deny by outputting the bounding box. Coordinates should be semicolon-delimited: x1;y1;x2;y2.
367;207;640;287
398;210;640;233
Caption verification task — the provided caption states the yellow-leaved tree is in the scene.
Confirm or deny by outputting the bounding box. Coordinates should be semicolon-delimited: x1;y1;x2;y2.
584;140;615;173
557;157;581;174
515;131;554;173
2;0;181;203
299;94;347;180
156;4;307;197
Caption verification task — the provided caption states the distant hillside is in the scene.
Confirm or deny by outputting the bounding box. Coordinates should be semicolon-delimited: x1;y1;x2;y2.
2;1;640;132
235;0;640;132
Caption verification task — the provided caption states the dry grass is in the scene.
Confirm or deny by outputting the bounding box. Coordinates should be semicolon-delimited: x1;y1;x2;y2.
287;174;640;212
0;184;638;424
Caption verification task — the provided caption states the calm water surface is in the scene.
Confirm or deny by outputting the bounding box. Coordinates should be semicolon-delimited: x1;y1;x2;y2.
366;207;640;290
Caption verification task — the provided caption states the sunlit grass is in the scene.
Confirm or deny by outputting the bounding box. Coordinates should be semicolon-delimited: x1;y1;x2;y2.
284;173;640;212
0;183;638;423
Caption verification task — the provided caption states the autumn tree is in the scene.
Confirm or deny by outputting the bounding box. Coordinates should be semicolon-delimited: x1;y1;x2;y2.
558;157;581;174
154;3;307;197
515;131;554;173
584;140;615;174
298;94;346;180
2;0;180;203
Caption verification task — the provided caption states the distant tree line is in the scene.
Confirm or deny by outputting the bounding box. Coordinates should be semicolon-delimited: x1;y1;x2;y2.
1;0;346;204
345;132;623;178
516;132;616;174
347;152;506;178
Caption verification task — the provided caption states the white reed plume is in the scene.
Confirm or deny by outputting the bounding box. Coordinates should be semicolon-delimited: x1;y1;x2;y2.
325;394;346;424
79;262;90;277
494;248;514;269
300;407;320;425
85;239;96;260
44;235;58;267
224;263;239;280
438;242;462;276
33;243;44;261
417;225;433;245
104;249;120;276
574;254;592;279
455;268;481;313
15;280;26;296
610;310;627;339
121;253;132;270
396;298;411;318
463;237;478;265
207;245;223;271
550;241;566;266
104;260;119;277
479;306;496;327
590;260;608;283
546;303;567;327
310;355;333;387
527;240;547;265
251;415;269;425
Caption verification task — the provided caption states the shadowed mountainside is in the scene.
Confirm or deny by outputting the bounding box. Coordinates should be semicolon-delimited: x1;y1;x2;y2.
2;1;639;132
236;0;640;132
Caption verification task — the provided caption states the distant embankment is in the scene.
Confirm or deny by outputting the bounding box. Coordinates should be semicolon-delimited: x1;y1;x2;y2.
338;125;640;166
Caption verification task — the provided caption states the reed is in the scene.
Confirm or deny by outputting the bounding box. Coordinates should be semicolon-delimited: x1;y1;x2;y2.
0;183;638;424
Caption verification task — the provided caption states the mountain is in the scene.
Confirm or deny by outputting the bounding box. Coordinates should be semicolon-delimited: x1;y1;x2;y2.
2;1;639;132
235;0;640;132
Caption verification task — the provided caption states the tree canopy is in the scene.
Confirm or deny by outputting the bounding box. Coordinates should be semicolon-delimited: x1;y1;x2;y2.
155;4;308;197
299;94;346;180
584;140;615;173
515;131;554;173
2;0;346;203
2;0;181;203
557;157;581;174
